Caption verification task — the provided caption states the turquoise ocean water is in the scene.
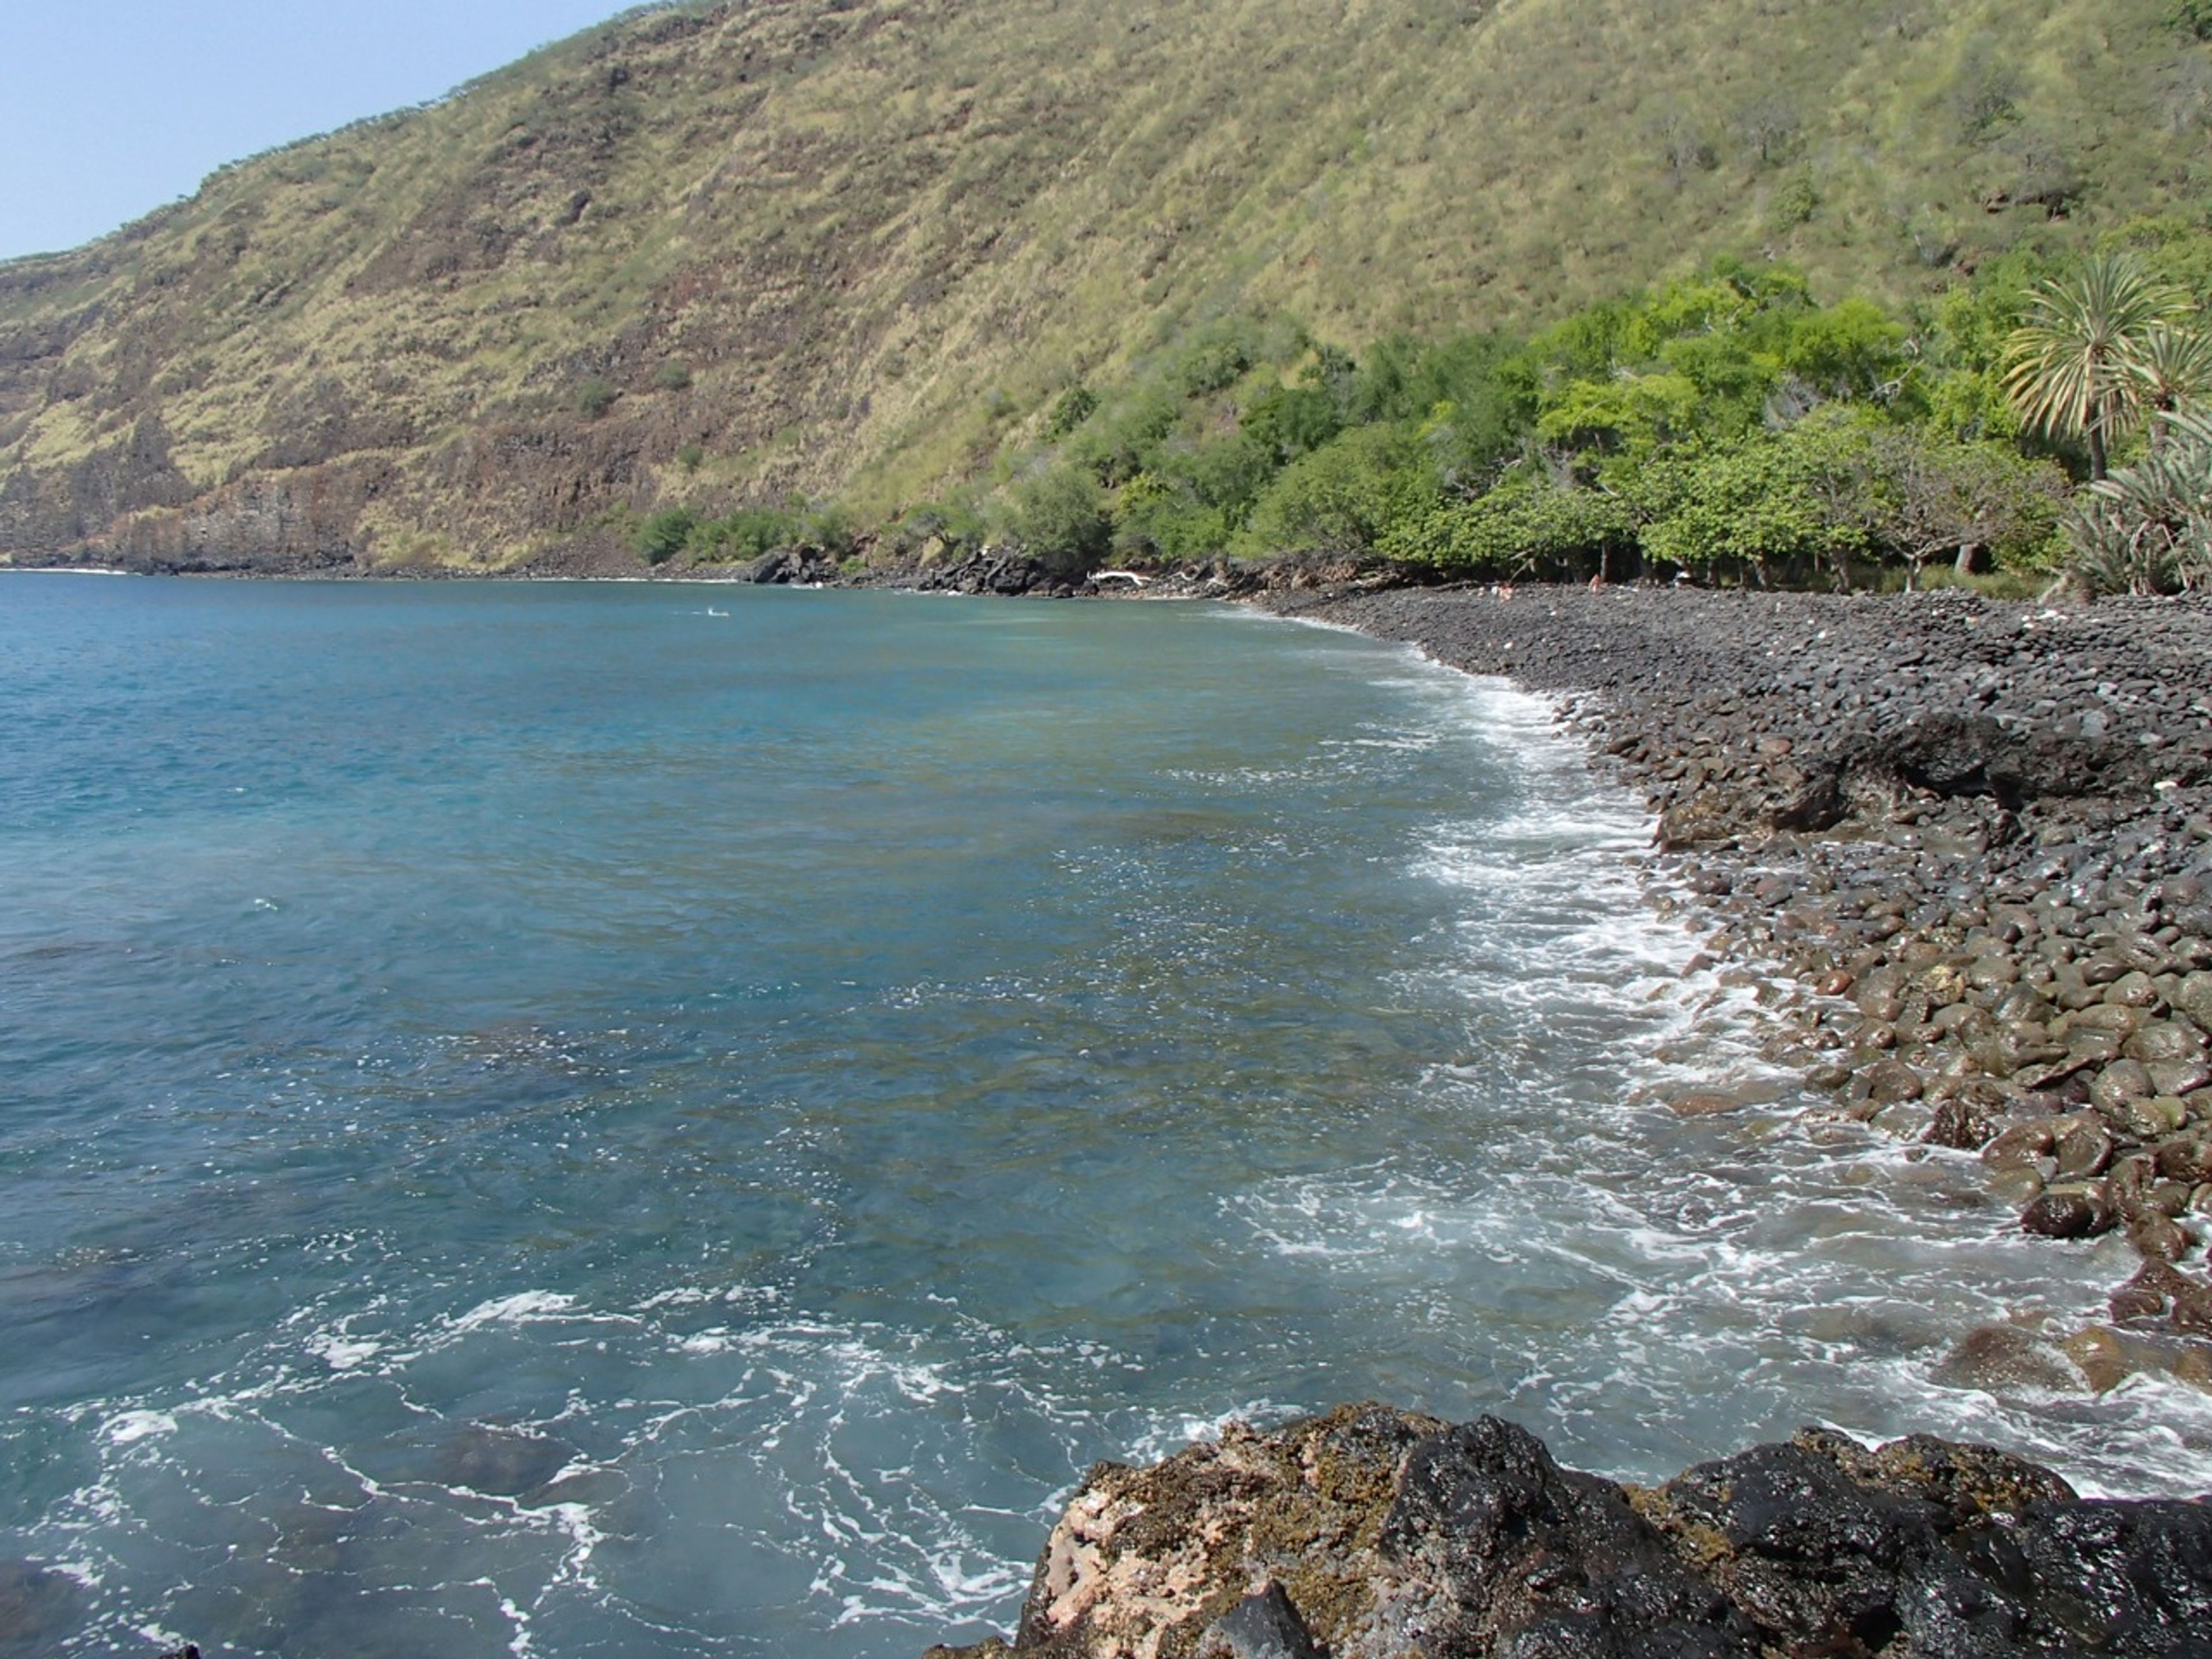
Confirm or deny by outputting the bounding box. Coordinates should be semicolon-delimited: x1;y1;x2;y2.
1;577;2205;1657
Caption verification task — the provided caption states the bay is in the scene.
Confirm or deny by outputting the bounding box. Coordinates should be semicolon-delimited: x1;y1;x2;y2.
0;577;2202;1658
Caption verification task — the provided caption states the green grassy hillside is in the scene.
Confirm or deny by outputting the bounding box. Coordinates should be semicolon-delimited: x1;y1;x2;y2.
2;0;2208;570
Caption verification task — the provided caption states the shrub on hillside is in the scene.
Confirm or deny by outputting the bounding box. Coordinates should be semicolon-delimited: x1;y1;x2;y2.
1238;424;1433;560
1003;463;1112;577
637;506;699;565
2063;407;2212;594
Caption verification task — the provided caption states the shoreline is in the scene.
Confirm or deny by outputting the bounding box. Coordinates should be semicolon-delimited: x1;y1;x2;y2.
1257;582;2212;1395
923;581;2212;1658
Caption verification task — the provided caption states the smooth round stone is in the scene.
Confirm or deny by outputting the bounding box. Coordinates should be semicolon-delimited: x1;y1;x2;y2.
2127;1021;2209;1065
2149;1059;2212;1099
2105;971;2162;1009
2054;1122;2114;1180
1964;956;2018;992
2129;1214;2192;1263
2021;1184;2117;1240
1863;1058;1925;1105
2090;1061;2155;1111
2123;1096;2192;1140
1930;1324;2083;1393
2158;1138;2212;1185
1984;1120;2061;1168
2069;1003;2147;1036
2067;1029;2126;1064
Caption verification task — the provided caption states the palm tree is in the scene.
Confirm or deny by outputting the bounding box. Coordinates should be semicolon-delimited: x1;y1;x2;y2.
2002;253;2194;479
2132;321;2212;425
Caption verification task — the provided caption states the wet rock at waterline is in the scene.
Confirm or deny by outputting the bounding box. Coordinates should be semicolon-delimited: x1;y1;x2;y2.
1268;585;2212;1382
925;1404;2212;1659
0;1559;89;1650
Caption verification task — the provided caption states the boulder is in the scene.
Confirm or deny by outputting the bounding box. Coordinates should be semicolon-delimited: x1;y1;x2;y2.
1196;1583;1324;1659
1930;1324;2085;1393
2020;1184;2117;1240
2111;1259;2212;1334
948;1406;2212;1659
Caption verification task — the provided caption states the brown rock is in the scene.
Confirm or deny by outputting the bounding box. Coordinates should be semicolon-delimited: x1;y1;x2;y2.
1923;1094;1999;1151
2066;1028;2127;1063
2149;1058;2212;1098
1855;989;1905;1024
1964;955;2018;993
1983;1120;2061;1169
2070;1002;2148;1036
2130;1214;2192;1263
2156;1135;2212;1187
2061;1326;2136;1393
2091;1060;2155;1112
2175;970;2212;1029
1669;1092;1745;1119
2053;1120;2114;1180
2123;1096;2191;1140
1863;1058;1925;1106
2105;969;2163;1009
1930;1324;2084;1393
2111;1259;2212;1334
2128;1021;2210;1065
2021;1184;2116;1240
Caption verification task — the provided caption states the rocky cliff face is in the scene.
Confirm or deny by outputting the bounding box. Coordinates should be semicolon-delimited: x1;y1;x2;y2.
927;1404;2212;1659
3;0;2207;572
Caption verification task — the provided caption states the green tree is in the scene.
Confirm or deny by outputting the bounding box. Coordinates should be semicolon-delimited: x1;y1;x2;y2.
1043;382;1100;439
1380;473;1634;579
1644;411;1881;587
2132;323;2212;423
1004;463;1112;577
1238;424;1431;559
636;506;699;565
1862;429;2066;586
576;377;620;418
2002;253;2194;478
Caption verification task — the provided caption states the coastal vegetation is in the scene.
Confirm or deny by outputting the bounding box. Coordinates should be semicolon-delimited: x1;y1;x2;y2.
9;0;2212;584
636;236;2211;597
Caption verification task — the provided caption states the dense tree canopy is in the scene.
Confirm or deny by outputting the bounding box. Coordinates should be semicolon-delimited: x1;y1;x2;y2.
641;222;2212;597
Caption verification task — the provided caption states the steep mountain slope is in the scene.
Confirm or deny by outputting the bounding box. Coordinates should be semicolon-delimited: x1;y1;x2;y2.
2;0;2207;571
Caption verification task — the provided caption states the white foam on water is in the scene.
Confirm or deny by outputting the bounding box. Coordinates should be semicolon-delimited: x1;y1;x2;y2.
307;1333;384;1370
101;1411;178;1446
1214;626;2212;1499
450;1291;579;1331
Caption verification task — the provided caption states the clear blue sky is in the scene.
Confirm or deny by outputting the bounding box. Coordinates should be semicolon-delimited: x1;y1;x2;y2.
0;2;641;260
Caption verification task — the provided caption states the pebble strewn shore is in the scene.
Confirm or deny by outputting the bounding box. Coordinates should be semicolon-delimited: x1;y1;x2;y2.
1260;583;2212;1394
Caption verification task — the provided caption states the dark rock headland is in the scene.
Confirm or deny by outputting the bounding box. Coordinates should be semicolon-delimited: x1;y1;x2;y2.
925;1403;2212;1659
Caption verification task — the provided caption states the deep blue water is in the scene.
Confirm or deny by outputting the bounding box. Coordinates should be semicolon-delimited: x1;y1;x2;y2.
1;576;2204;1658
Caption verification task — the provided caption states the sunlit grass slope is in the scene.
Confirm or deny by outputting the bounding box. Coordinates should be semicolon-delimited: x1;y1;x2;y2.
1;0;2206;566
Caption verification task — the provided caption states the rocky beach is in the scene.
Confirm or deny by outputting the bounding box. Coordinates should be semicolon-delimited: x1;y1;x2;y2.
1277;584;2212;1373
924;581;2212;1659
